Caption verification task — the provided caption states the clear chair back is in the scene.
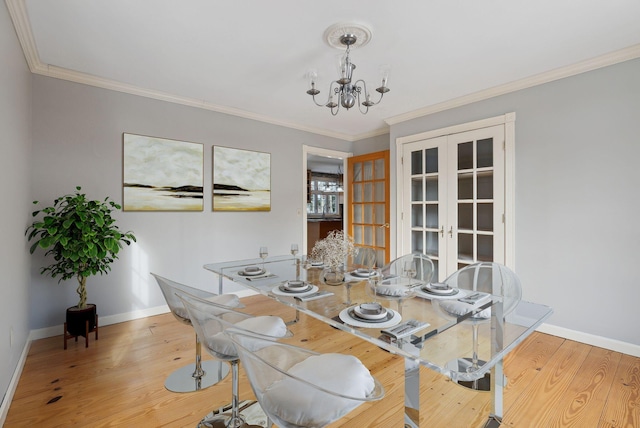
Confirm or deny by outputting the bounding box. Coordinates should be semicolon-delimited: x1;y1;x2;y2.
227;330;385;428
151;273;241;325
381;253;435;283
443;262;522;318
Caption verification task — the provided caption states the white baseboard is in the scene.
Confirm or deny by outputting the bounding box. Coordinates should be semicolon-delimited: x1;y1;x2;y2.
536;323;640;358
27;289;258;341
0;337;31;426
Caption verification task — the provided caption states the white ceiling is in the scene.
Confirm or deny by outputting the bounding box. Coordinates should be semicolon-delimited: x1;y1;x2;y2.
9;0;640;141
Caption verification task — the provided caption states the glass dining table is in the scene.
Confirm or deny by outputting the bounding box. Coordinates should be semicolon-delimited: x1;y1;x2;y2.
204;255;553;428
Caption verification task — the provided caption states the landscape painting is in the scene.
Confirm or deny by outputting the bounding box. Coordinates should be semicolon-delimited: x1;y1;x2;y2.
213;146;270;211
123;133;204;211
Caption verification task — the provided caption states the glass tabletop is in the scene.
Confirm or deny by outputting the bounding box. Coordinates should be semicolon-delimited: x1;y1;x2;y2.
204;256;553;381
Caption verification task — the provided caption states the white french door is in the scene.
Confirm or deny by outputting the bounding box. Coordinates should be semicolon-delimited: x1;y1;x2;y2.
401;124;506;281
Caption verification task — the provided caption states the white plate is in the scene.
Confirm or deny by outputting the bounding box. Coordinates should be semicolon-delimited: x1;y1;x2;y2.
353;304;388;320
339;307;401;329
350;269;378;278
415;287;467;300
423;284;457;295
238;266;265;276
271;284;319;297
283;280;310;291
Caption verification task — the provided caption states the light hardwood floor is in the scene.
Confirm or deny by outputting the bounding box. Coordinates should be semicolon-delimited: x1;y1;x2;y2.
5;295;639;427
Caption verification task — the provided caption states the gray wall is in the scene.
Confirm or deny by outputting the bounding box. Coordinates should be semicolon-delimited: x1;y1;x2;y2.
390;58;640;346
0;3;32;411
29;75;351;330
352;133;389;155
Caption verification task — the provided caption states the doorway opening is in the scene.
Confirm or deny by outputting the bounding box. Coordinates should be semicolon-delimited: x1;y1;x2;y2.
302;146;352;256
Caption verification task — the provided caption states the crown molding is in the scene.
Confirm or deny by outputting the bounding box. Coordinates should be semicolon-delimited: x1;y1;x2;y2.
5;0;39;71
386;43;640;126
42;63;366;141
6;0;375;142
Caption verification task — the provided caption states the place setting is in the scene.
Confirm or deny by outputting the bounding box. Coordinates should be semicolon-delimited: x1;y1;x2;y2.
414;282;468;300
271;280;319;297
339;301;401;329
345;267;380;281
236;265;277;281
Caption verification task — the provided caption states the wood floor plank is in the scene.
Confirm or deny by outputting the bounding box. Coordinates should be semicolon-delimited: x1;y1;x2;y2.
503;332;566;409
501;338;592;427
599;353;640;428
531;346;621;427
416;366;491;428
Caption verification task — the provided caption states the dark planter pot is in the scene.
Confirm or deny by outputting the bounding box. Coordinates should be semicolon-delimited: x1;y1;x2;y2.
64;304;98;349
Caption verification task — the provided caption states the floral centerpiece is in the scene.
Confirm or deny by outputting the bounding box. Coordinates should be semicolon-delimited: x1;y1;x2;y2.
310;230;357;285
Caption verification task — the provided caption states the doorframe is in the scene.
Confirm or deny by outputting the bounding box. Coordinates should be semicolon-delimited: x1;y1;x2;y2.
394;112;516;269
302;145;353;255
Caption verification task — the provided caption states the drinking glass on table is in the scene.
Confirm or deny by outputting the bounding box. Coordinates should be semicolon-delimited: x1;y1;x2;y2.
291;244;300;279
368;267;382;303
259;246;268;270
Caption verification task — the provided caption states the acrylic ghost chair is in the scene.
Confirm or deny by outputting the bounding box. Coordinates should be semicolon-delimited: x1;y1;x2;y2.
226;330;385;428
375;252;434;316
433;262;522;390
152;273;241;393
177;291;292;428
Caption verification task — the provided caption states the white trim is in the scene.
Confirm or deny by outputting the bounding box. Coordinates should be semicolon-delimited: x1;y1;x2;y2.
0;338;31;426
302;146;352;254
386;43;640;126
27;289;258;341
537;323;640;358
504;113;516;269
396;113;514;145
395;113;516;268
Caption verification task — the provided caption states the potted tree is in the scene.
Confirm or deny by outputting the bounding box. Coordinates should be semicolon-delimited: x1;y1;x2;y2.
26;186;136;347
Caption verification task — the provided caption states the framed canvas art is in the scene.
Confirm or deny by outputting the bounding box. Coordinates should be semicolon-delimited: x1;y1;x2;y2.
123;133;204;211
213;146;271;211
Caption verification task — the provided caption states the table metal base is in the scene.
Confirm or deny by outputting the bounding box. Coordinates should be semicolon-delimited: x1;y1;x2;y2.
164;360;230;393
200;400;269;428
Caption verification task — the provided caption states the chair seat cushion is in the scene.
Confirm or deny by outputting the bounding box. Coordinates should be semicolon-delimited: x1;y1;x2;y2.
208;316;287;358
438;300;491;320
206;293;241;308
262;353;375;426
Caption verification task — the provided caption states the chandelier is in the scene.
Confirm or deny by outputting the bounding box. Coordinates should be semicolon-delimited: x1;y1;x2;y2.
306;24;390;116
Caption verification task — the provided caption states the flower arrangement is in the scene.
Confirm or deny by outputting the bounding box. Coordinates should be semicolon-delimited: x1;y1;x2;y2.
310;230;357;271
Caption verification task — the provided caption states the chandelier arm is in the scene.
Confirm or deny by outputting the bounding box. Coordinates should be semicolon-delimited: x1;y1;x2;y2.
311;93;329;107
354;79;384;106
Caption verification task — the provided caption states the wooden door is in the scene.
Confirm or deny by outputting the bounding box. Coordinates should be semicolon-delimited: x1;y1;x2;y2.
347;150;390;266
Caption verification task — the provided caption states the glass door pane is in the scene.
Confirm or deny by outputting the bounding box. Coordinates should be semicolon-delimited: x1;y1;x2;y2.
403;136;447;279
348;151;390;266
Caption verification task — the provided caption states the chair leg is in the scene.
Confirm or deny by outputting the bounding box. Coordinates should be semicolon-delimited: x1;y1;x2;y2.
163;332;230;393
199;359;246;428
229;360;243;427
193;334;206;379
